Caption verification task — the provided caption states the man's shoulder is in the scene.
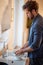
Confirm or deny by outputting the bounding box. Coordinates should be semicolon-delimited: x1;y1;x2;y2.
34;14;43;27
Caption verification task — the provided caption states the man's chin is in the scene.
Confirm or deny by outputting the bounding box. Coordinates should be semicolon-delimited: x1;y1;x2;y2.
28;17;31;20
28;16;34;20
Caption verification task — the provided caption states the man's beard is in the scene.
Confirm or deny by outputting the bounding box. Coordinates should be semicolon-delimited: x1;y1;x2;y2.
28;14;34;20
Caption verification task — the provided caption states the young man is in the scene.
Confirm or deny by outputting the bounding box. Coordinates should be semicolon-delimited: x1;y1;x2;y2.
15;1;43;65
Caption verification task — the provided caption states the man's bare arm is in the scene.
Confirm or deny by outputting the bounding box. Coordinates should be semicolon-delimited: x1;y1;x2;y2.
22;46;34;53
15;46;34;55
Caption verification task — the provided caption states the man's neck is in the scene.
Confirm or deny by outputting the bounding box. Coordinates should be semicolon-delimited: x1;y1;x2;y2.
34;12;38;18
34;13;38;18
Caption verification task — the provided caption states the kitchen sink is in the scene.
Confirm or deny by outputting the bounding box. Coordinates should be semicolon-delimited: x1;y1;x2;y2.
0;51;26;65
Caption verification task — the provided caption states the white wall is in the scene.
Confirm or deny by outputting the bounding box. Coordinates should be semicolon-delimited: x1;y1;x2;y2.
14;0;24;47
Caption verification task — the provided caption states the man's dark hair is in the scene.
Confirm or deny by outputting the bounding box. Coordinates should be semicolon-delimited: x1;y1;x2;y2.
23;1;39;12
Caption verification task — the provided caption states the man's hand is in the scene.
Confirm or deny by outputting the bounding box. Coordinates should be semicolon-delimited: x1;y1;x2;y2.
15;49;24;55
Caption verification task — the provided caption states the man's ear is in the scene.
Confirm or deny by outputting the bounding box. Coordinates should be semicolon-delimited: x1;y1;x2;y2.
32;9;35;15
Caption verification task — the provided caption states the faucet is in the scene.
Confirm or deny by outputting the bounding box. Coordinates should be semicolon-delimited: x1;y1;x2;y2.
2;41;5;58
